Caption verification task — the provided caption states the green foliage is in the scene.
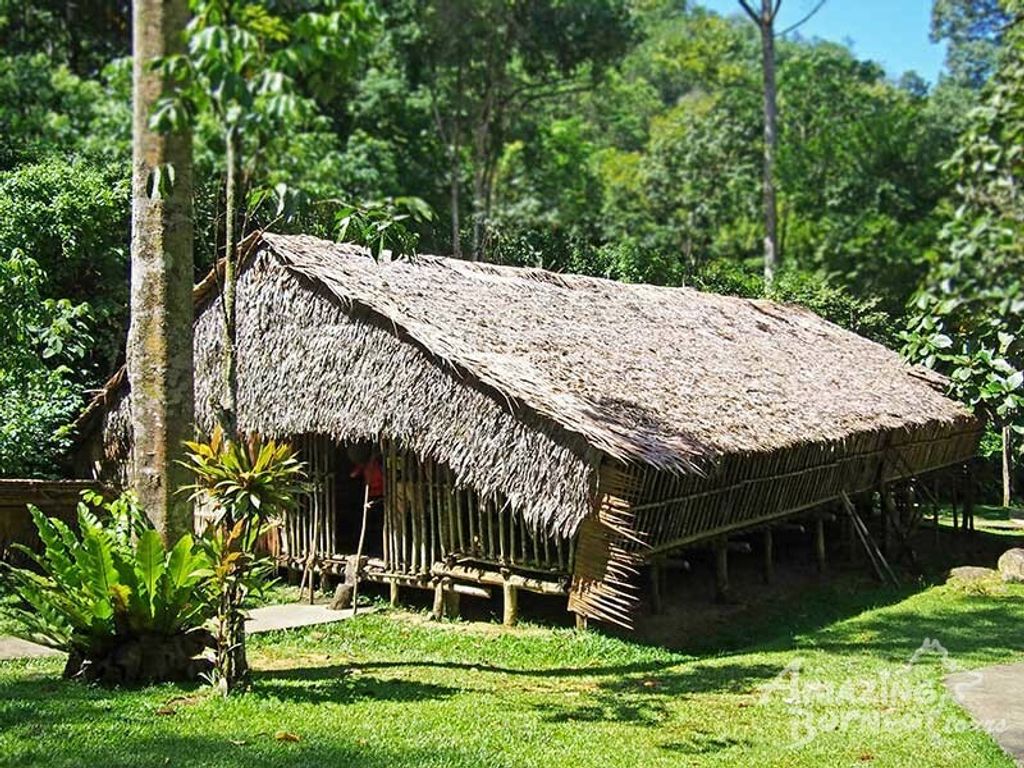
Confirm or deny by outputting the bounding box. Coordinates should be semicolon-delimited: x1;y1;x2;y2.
904;5;1024;436
0;492;212;655
0;249;91;477
182;427;306;693
335;196;434;259
0;157;130;373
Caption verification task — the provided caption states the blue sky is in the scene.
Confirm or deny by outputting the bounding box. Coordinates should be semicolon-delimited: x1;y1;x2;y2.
695;0;948;84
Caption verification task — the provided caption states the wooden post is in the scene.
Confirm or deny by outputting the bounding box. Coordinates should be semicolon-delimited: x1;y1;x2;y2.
762;528;774;584
714;537;730;603
502;580;519;627
350;486;370;616
575;613;588;631
881;485;896;557
964;461;976;533
443;587;461;619
650;559;663;614
431;579;445;621
814;516;826;573
389;580;400;607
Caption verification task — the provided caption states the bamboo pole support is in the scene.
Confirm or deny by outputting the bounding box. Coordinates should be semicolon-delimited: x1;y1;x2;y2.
713;537;730;603
351;486;371;616
814;516;826;573
502;580;519;627
762;528;774;584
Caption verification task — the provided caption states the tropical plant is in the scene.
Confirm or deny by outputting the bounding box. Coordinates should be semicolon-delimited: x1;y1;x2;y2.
0;491;214;684
182;427;305;695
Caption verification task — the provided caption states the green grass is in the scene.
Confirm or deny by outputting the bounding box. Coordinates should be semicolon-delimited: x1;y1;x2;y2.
2;578;1022;768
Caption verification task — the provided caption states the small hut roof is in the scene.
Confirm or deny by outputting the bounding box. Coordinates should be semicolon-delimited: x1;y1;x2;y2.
245;233;973;474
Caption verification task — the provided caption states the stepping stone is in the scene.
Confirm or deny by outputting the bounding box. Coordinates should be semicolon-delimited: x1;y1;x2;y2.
998;549;1024;583
0;636;63;661
948;662;1024;766
246;602;375;634
949;566;999;583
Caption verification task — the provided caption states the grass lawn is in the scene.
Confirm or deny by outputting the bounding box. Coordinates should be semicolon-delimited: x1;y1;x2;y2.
1;575;1023;768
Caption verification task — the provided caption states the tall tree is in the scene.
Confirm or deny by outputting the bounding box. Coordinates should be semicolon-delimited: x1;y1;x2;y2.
931;0;1013;88
905;0;1024;506
738;0;781;284
128;0;194;544
407;0;633;260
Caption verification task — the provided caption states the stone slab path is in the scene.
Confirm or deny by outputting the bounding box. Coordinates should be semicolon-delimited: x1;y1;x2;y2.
947;662;1024;766
246;602;375;634
0;636;62;661
0;602;372;660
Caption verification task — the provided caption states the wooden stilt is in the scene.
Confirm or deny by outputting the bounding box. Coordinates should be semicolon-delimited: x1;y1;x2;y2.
575;613;588;631
502;581;519;626
762;528;774;584
814;516;826;573
713;537;730;603
389;580;400;607
350;486;371;616
431;579;445;621
443;587;461;619
964;461;975;533
880;484;896;557
650;559;663;614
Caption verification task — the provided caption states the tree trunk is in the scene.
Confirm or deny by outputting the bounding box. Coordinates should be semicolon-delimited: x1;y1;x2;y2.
758;0;779;285
220;126;239;436
1004;424;1014;508
216;582;249;696
449;147;462;259
128;0;194;545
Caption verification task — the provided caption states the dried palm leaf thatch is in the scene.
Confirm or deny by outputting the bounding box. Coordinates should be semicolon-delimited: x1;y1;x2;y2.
76;232;978;538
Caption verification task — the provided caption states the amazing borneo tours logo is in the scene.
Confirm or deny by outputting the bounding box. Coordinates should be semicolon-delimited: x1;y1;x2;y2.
758;639;1006;747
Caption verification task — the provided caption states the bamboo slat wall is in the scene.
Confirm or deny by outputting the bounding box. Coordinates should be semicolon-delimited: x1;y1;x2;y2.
380;441;573;576
277;435;574;579
280;434;337;564
608;423;980;558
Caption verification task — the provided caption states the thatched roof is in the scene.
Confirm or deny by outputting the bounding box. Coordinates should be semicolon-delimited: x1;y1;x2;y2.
78;232;976;534
259;234;972;468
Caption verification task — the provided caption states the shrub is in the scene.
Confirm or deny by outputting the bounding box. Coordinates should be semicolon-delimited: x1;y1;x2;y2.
1;492;215;684
183;428;305;695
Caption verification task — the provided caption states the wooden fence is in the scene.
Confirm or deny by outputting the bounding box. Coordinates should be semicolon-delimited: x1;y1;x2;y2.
0;479;97;562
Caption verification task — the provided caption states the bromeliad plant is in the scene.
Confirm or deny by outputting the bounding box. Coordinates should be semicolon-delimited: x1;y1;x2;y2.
1;491;214;684
182;426;305;695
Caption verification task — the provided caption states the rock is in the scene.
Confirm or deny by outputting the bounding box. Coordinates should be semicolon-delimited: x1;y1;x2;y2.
998;548;1024;583
329;583;354;610
949;566;1000;583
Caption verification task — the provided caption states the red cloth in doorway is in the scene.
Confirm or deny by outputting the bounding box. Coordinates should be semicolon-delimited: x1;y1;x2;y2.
351;458;384;498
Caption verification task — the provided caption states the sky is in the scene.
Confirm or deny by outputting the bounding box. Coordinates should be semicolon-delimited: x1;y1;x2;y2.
695;0;948;84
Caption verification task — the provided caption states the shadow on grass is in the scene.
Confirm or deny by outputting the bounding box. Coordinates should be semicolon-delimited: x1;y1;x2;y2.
632;525;1024;657
251;664;456;704
533;660;780;726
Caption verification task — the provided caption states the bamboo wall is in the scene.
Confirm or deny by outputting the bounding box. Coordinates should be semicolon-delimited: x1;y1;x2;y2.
277;435;574;580
620;423;980;557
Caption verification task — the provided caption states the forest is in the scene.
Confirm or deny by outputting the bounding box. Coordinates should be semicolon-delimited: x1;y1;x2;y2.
0;0;1021;503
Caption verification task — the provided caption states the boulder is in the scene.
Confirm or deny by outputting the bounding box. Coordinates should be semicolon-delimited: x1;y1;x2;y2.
329;583;354;610
998;548;1024;583
949;566;1000;584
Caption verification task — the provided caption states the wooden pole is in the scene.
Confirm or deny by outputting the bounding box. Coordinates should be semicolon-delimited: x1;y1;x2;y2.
713;537;730;603
350;485;371;617
964;461;976;533
650;558;663;614
814;516;826;573
502;580;519;626
762;528;774;584
389;580;400;607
